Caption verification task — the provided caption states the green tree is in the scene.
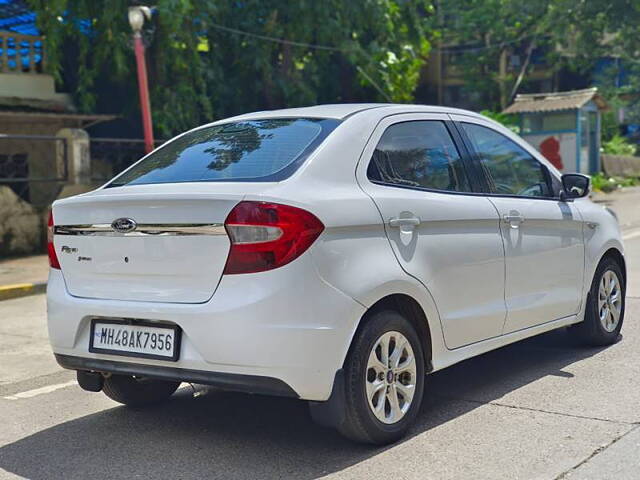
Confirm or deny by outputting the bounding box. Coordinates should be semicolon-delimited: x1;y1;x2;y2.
28;0;437;137
439;0;640;112
438;0;558;110
561;0;640;125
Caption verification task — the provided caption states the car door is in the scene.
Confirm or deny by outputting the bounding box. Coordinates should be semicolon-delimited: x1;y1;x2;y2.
356;113;506;349
453;116;585;334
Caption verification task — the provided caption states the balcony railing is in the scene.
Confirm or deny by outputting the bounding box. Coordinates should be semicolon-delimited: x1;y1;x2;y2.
0;31;45;74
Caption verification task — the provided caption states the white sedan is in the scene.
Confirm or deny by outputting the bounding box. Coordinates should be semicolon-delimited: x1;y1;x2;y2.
47;104;626;444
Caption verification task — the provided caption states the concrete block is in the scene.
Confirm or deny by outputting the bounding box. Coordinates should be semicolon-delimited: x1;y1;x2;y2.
602;154;640;178
0;186;42;257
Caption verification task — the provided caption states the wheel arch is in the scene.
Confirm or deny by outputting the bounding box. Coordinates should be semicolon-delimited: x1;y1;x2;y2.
348;293;434;373
310;288;439;429
601;247;626;284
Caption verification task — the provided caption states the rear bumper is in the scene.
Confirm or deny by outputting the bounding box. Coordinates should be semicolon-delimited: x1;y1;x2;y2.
56;354;298;398
47;254;365;401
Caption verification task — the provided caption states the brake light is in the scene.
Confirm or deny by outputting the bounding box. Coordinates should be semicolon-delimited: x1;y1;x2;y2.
47;210;60;269
223;201;324;274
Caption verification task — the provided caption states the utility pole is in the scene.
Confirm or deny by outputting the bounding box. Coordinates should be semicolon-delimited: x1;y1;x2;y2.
128;6;154;154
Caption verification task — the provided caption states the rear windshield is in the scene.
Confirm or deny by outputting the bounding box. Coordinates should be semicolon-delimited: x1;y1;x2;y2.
107;118;339;187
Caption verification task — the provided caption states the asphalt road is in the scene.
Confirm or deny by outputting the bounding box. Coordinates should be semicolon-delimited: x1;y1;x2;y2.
1;232;639;479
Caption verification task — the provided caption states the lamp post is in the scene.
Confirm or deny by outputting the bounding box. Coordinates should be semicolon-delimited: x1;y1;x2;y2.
128;6;154;154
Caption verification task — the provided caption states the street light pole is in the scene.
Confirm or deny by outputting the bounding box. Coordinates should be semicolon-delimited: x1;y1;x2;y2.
128;6;154;154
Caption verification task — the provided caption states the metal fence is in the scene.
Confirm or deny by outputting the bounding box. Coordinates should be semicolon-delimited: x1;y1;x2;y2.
90;137;165;182
0;135;168;206
0;134;67;207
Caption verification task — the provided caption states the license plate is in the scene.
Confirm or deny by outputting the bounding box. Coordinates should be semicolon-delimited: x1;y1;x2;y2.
89;319;181;361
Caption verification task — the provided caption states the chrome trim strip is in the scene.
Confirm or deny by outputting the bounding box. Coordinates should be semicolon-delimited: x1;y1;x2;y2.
54;223;227;236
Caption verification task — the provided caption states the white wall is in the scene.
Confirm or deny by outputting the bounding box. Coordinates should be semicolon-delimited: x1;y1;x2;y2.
0;73;72;105
523;133;578;173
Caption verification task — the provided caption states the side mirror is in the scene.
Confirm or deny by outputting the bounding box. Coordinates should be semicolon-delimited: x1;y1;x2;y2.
560;173;590;201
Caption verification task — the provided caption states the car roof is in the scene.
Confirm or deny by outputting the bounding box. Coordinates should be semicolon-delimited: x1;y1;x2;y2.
223;103;485;121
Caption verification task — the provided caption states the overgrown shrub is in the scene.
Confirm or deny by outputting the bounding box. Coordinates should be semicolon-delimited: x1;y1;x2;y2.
591;172;640;193
602;134;637;156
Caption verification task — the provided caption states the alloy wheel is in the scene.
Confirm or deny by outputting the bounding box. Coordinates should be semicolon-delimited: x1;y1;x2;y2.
365;331;417;424
598;270;622;333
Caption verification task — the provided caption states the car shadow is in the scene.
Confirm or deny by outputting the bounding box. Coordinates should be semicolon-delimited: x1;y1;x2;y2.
0;328;610;480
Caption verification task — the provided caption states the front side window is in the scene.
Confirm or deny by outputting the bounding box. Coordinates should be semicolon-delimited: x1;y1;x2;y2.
461;123;551;197
367;121;471;192
107;118;339;187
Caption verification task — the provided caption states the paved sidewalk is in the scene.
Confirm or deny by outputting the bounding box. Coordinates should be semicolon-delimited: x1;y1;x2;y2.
0;255;48;286
0;255;48;300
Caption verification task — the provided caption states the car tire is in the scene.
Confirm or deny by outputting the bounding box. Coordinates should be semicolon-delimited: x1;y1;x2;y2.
102;374;180;407
337;309;425;445
571;256;625;346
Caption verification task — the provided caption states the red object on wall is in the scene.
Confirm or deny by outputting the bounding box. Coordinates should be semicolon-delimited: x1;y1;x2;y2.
540;136;563;170
133;33;154;154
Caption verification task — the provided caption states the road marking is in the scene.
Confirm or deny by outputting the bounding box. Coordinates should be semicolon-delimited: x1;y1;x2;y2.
2;380;76;400
622;230;640;241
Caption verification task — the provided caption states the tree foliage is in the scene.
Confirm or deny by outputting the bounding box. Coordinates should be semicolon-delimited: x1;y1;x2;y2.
28;0;436;137
439;0;640;111
439;0;558;109
565;0;640;124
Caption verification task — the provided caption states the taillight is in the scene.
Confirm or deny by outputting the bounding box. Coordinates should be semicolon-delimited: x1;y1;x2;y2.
223;201;324;274
47;210;60;269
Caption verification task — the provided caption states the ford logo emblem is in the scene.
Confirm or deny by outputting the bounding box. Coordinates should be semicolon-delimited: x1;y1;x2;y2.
111;217;137;233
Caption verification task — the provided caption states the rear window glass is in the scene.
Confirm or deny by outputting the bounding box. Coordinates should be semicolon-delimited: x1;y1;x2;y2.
367;120;471;192
107;118;339;187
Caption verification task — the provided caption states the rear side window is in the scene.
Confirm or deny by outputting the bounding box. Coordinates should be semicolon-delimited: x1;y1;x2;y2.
461;123;552;197
367;121;471;192
107;118;339;187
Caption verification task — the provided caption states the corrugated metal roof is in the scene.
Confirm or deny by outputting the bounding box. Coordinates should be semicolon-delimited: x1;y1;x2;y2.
0;0;38;36
503;88;608;114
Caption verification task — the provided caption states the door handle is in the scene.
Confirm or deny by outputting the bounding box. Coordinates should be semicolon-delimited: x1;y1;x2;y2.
389;216;421;231
503;213;525;228
389;217;420;227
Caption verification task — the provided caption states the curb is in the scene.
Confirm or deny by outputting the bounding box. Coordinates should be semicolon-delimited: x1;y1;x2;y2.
0;282;47;301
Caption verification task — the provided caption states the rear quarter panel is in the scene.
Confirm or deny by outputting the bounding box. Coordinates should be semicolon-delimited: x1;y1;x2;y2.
241;112;451;369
